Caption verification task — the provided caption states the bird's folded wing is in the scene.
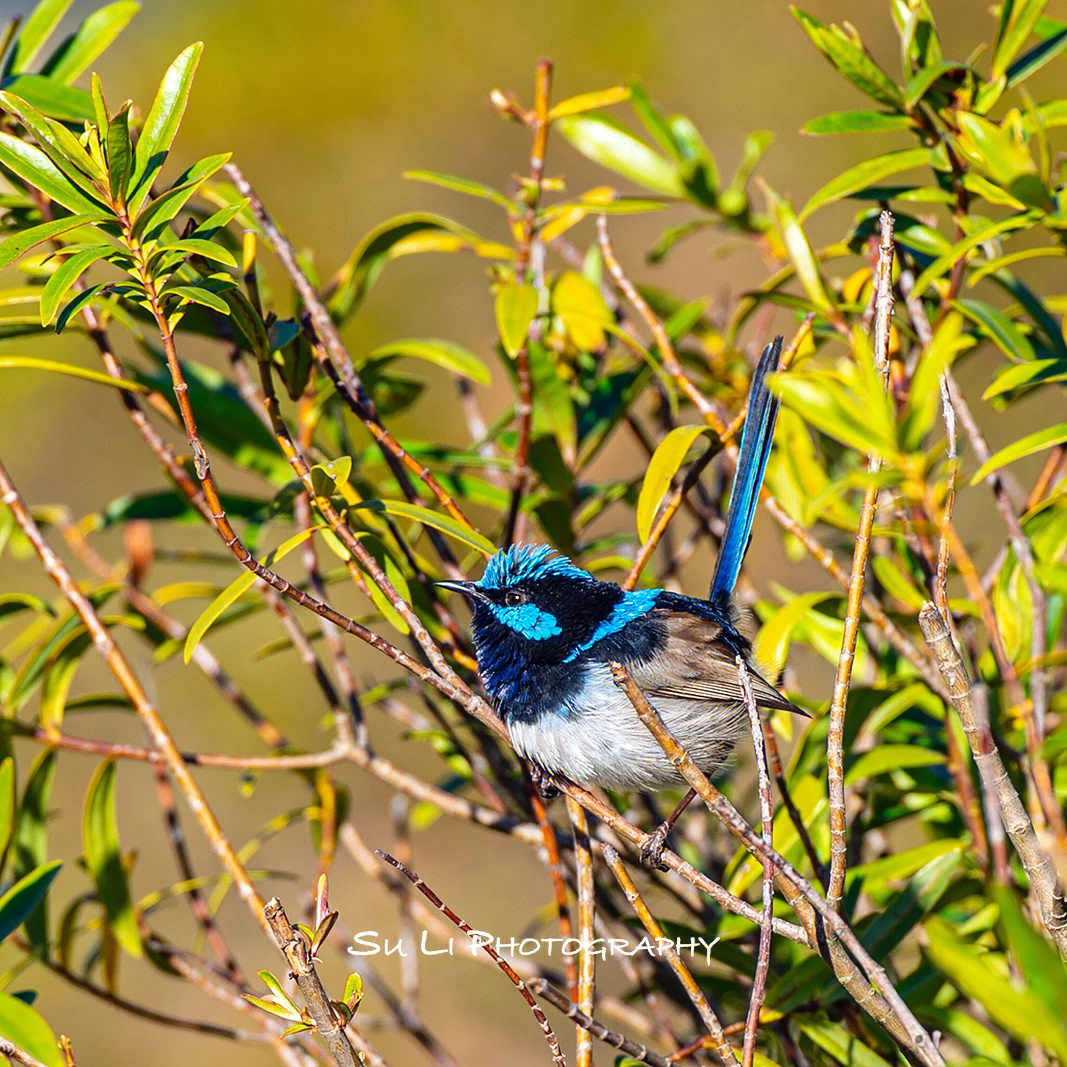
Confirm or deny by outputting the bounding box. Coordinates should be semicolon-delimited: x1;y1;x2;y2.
629;609;801;714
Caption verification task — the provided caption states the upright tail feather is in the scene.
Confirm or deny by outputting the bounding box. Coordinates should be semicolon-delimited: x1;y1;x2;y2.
710;336;783;605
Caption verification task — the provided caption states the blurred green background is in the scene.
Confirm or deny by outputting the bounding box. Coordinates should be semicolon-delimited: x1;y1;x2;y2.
0;1;1065;1064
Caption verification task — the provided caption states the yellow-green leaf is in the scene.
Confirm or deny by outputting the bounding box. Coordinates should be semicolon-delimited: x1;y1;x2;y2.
495;284;538;358
0;357;150;391
82;759;141;958
548;86;631;120
971;422;1067;485
350;500;494;557
184;527;322;663
551;270;611;351
636;425;708;543
368;338;491;385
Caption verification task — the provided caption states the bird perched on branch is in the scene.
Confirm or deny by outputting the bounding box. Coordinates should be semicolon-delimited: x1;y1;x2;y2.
439;338;797;864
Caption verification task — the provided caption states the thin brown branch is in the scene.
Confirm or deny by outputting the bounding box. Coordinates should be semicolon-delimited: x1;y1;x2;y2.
736;657;773;1067
529;978;671;1067
504;57;552;546
565;796;596;1067
597;216;725;434
263;898;372;1067
918;603;1067;957
375;851;567;1066
827;209;895;911
603;847;738;1067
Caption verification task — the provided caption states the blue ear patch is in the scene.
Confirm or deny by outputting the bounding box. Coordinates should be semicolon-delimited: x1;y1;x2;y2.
489;602;562;640
562;587;660;662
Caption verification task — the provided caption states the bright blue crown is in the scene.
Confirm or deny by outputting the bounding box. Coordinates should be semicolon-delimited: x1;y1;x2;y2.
476;544;590;590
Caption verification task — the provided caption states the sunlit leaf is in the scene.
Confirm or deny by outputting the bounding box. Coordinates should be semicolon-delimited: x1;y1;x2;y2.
350;499;494;557
971;422;1067;484
9;0;74;72
0;860;61;941
495;283;538;359
800;147;934;219
0;992;63;1067
368;338;490;385
636;425;707;543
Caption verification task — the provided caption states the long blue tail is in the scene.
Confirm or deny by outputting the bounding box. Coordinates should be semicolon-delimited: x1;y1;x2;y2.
710;337;783;606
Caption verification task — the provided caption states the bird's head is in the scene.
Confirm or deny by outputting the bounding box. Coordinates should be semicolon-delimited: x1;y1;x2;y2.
438;545;622;702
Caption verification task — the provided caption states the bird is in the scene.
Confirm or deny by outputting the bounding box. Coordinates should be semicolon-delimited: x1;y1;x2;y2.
438;337;796;859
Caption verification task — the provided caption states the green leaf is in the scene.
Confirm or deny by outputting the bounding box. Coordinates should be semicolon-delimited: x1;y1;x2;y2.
0;356;150;391
925;917;1067;1062
0;130;106;214
984;358;1067;399
82;759;142;958
800;147;934;219
368;338;490;385
993;0;1050;78
801;110;914;134
0;860;61;941
971;422;1067;484
146;238;237;269
105;104;131;203
555;112;684;197
0;992;63;1067
1007;25;1067;85
0;73;92;121
911;215;1032;297
40;630;92;730
129;41;203;209
131;151;230;238
403;170;512;211
0;90;106;197
771;193;832;312
9;0;74;72
495;283;538;358
797;1017;893;1067
54;282;108;333
0;212;106;270
39;245;112;326
166;283;231;315
14;749;57;955
184;527;321;663
40;1;139;84
329;212;511;325
845;744;945;784
953;298;1034;362
793;9;905;107
994;886;1067;1019
350;499;494;557
0;758;14;869
904;61;973;107
754;591;834;679
636;425;708;543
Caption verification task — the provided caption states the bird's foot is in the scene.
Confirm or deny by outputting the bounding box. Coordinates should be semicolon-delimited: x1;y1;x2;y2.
529;763;565;799
639;823;671;870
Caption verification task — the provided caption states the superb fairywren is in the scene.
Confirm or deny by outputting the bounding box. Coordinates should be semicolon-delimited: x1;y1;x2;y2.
439;338;795;801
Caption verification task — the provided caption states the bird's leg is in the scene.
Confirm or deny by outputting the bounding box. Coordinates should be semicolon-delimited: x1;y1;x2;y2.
640;788;697;869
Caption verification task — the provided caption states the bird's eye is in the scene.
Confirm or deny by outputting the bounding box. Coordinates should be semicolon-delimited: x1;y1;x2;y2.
504;589;525;607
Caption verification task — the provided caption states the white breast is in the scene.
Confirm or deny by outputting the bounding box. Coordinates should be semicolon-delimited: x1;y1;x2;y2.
507;663;748;791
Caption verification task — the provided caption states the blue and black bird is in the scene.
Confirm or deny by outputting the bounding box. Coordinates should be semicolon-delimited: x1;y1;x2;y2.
439;338;795;806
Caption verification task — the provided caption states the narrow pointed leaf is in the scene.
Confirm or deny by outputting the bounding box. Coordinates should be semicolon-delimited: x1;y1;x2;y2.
0;758;14;868
105;104;131;202
555;113;684;197
368;338;491;385
13;749;57;954
800;147;934;219
129;41;203;209
0;130;106;213
0;993;63;1067
40;245;112;325
350;499;495;557
0;212;105;270
184;527;322;663
403;170;512;211
802;110;914;135
40;1;139;84
637;425;708;543
131;151;229;238
9;0;74;71
0;860;61;941
0;73;92;121
82;759;141;958
971;423;1067;484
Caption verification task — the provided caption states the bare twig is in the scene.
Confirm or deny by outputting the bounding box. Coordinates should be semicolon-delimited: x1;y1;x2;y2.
603;846;738;1067
827;209;895;911
736;657;773;1067
918;604;1067;956
376;851;567;1066
529;978;671;1067
565;796;597;1067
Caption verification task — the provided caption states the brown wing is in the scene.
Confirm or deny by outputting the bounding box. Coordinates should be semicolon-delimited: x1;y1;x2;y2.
628;610;802;715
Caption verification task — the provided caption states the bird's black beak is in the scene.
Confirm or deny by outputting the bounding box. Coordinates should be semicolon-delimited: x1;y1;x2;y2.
435;579;489;604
